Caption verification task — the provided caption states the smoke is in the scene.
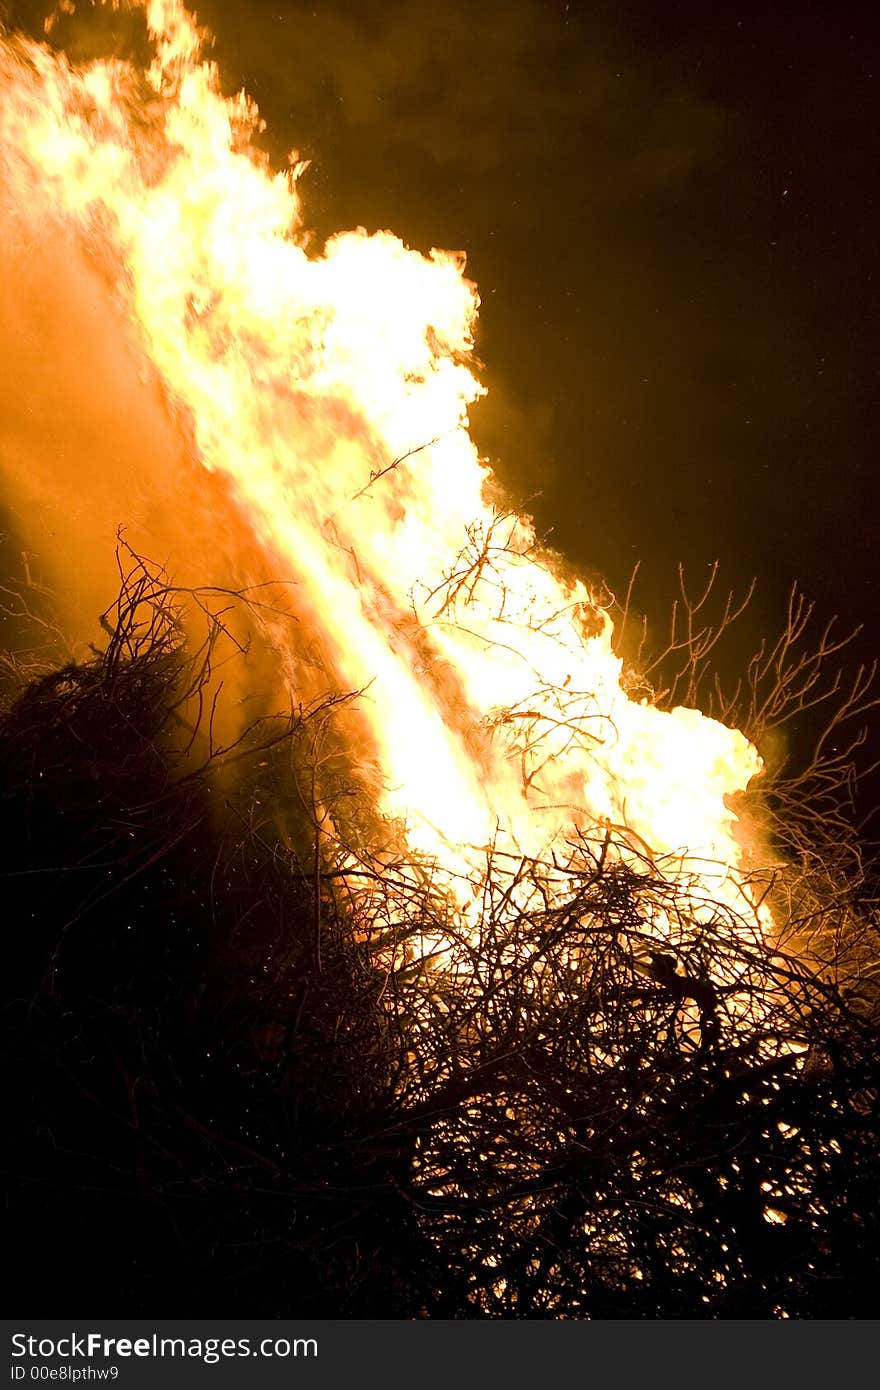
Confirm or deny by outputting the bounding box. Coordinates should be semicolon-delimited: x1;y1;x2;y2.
1;199;281;595
0;186;310;766
184;0;727;195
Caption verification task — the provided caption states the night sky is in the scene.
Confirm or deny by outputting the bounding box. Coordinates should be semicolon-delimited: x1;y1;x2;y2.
185;0;878;637
5;0;879;734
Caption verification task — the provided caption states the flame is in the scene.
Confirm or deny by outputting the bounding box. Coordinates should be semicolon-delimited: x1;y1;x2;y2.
0;1;766;927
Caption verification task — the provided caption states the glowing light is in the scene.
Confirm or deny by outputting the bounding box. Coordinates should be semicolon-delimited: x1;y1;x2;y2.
0;1;766;929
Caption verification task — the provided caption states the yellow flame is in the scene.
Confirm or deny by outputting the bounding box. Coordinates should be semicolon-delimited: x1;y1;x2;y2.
0;1;766;925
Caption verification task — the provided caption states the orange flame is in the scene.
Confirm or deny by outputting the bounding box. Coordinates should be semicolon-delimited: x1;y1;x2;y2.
0;1;766;927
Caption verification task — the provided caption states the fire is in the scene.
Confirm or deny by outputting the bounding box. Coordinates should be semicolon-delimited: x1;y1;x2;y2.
0;1;766;927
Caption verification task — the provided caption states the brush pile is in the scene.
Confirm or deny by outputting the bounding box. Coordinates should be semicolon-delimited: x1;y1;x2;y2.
3;551;879;1316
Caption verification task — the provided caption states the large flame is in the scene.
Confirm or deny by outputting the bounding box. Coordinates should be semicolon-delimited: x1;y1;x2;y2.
0;1;765;924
